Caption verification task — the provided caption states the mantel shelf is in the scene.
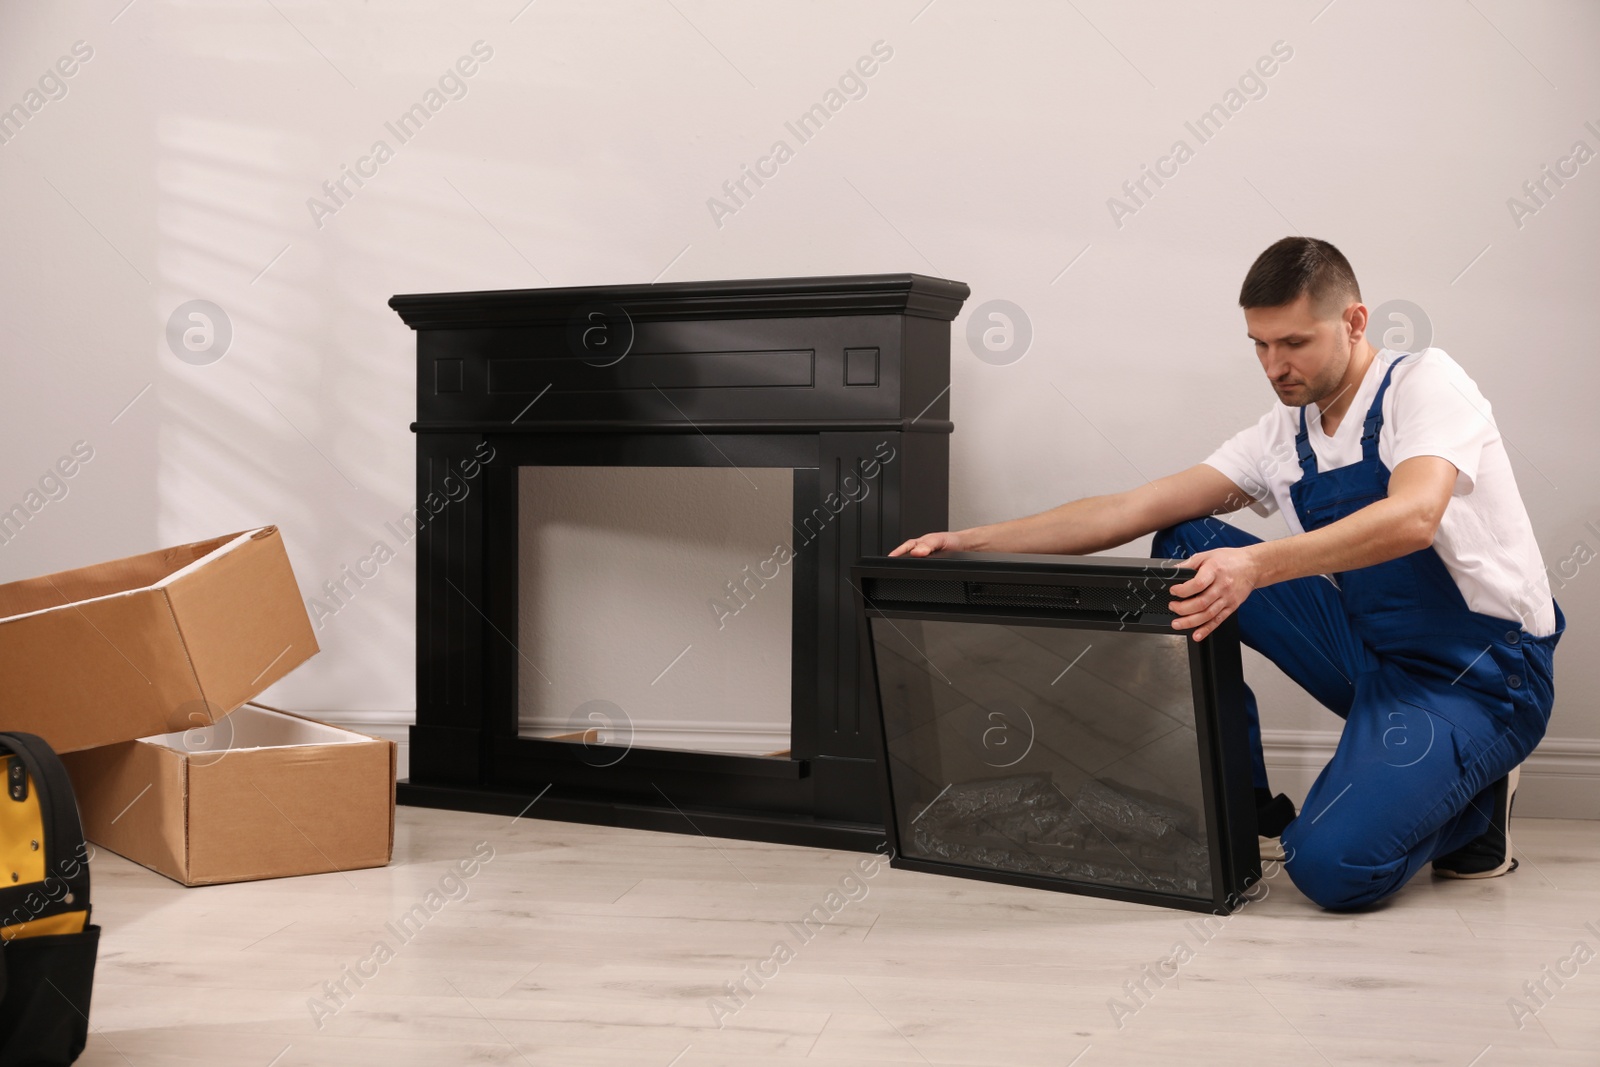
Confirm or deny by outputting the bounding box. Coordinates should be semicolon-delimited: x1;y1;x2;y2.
391;272;970;329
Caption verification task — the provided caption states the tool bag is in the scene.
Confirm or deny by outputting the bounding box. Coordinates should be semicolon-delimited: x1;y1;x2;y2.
0;732;100;1066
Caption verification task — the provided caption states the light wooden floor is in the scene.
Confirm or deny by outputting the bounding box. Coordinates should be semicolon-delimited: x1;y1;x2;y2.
75;807;1600;1066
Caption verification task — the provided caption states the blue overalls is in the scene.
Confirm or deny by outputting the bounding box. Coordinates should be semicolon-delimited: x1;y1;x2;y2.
1153;355;1565;909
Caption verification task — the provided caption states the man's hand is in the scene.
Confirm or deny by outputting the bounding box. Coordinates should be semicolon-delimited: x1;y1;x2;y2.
888;531;964;557
1167;545;1262;641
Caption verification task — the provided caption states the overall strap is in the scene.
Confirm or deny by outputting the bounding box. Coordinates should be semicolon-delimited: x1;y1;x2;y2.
1295;405;1316;476
1361;352;1411;461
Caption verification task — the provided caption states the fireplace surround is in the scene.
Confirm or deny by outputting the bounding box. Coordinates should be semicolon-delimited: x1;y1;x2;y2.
389;273;969;850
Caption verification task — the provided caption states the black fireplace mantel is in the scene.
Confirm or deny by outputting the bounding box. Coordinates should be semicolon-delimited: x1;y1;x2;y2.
389;272;970;850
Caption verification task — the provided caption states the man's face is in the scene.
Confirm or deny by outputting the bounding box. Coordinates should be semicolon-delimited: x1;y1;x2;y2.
1244;291;1358;408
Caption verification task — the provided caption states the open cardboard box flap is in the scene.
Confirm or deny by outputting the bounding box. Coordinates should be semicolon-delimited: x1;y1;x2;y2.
0;526;319;753
62;702;396;886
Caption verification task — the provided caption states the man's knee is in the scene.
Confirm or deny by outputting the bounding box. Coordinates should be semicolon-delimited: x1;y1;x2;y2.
1280;828;1406;911
1151;516;1258;560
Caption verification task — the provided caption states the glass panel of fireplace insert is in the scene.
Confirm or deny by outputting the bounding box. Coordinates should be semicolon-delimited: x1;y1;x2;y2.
518;466;794;757
869;616;1215;901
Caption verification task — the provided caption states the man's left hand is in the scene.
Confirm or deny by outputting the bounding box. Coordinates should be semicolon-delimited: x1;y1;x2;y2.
1168;545;1262;641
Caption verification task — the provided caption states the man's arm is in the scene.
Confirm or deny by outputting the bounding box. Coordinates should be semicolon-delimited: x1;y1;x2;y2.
890;463;1253;557
1168;455;1458;640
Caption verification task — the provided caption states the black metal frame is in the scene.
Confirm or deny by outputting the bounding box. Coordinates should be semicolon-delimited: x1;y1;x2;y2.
851;550;1261;913
389;274;969;850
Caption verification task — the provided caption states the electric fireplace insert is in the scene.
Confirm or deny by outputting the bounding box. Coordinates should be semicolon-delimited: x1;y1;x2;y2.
852;550;1261;913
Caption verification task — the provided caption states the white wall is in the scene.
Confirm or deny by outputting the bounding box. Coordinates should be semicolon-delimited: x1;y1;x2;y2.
1;1;1595;810
517;465;794;754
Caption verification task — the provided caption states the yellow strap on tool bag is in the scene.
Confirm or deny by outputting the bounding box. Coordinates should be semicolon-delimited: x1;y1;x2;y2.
0;730;100;1065
0;755;46;887
0;737;91;942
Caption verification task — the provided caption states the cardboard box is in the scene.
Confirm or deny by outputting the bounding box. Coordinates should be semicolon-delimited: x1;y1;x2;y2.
61;703;396;886
0;527;317;753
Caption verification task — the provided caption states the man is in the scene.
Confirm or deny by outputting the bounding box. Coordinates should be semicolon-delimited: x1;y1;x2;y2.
888;237;1564;910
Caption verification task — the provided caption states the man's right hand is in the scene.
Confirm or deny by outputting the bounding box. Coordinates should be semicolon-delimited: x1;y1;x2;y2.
887;531;965;557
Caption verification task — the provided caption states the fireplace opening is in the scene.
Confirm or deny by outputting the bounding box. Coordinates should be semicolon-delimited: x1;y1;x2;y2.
517;464;798;758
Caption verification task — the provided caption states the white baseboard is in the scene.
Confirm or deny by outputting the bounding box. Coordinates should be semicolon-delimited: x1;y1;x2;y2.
1263;729;1600;820
293;712;792;782
288;712;1600;821
286;711;412;779
519;716;789;755
295;710;409;745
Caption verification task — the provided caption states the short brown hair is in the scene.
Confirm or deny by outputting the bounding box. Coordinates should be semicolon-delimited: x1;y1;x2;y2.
1238;236;1361;316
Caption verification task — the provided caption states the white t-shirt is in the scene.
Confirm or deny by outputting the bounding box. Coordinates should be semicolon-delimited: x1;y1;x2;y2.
1201;347;1557;636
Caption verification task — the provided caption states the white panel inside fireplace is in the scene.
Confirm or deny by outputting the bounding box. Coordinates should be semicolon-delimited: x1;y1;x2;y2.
518;465;794;756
